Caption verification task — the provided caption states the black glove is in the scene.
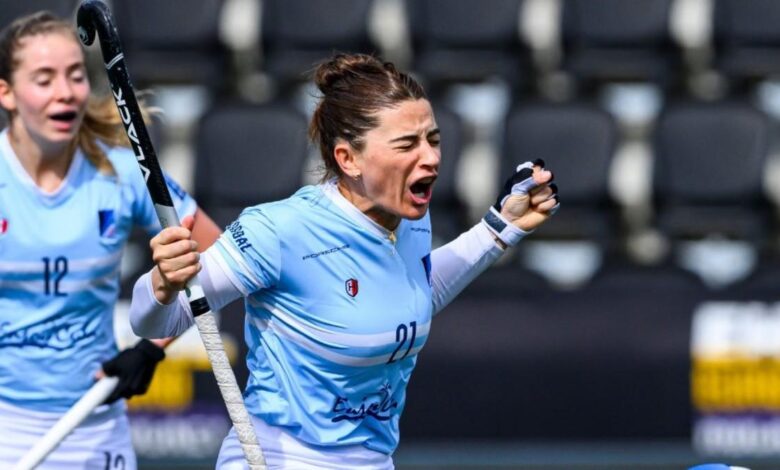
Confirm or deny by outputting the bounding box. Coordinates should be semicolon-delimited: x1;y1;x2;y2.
102;339;165;404
493;158;556;211
482;159;558;247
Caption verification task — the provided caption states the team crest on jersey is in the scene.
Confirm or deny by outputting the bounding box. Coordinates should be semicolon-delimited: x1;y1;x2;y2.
0;217;7;236
421;253;431;286
98;209;117;239
345;278;359;297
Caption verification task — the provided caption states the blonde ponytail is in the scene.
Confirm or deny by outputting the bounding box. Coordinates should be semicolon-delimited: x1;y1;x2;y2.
76;94;157;175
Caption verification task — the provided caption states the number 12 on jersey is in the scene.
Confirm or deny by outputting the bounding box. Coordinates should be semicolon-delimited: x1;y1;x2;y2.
42;256;68;296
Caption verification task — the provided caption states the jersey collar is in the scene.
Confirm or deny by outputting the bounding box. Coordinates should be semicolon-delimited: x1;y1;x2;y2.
0;129;85;206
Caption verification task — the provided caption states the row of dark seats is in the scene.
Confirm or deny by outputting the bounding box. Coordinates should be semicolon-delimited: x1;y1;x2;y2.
8;0;780;95
190;97;776;249
115;89;780;298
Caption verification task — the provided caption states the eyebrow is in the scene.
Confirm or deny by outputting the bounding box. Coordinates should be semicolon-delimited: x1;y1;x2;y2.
30;61;85;76
388;128;440;144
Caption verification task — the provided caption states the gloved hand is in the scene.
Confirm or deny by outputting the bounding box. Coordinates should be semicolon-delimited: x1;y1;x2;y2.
482;159;559;247
101;339;165;404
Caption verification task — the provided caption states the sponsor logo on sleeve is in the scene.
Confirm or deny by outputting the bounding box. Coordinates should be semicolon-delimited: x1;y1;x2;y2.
226;221;253;253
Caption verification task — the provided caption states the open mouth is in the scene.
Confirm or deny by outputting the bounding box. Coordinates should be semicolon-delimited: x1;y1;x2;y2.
49;111;78;122
409;176;436;204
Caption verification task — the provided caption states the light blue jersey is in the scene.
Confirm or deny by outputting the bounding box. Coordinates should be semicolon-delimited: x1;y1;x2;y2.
0;130;195;413
212;183;433;455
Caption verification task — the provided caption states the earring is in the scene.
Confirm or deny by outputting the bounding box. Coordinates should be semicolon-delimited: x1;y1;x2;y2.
352;172;361;180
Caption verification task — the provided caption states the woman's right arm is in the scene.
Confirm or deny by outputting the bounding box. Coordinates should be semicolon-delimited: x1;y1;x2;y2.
130;249;244;338
130;216;243;339
131;206;281;338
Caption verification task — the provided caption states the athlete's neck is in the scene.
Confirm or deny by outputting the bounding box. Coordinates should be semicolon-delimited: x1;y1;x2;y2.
8;121;76;193
337;178;401;232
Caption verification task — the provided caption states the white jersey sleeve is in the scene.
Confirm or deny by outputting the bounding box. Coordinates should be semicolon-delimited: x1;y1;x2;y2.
130;204;282;338
130;249;244;338
430;222;504;314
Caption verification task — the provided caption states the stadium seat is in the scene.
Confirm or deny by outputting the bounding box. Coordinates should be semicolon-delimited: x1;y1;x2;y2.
652;100;771;244
194;102;309;227
560;0;678;91
260;0;378;87
0;0;77;27
428;104;469;245
713;0;780;86
111;0;229;91
501;101;619;247
405;0;530;93
731;254;780;297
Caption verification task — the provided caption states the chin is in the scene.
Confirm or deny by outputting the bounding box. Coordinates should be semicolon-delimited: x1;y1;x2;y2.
403;206;429;221
46;127;79;142
53;131;77;141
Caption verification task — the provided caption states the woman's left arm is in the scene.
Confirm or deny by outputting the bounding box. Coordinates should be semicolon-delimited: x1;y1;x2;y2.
430;160;559;314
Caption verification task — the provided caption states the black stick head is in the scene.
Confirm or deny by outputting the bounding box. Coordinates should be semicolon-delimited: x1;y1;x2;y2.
76;0;110;46
76;24;94;46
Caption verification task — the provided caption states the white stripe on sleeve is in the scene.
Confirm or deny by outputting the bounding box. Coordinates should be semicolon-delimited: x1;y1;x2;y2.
430;222;504;314
216;238;266;294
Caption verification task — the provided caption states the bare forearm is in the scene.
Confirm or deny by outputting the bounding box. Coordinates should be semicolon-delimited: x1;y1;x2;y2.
150;337;177;349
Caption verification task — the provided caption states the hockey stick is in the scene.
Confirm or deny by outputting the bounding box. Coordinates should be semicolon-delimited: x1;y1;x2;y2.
12;377;119;470
76;2;266;468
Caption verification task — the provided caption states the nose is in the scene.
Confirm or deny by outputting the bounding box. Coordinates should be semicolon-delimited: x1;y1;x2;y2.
420;141;440;171
54;77;75;102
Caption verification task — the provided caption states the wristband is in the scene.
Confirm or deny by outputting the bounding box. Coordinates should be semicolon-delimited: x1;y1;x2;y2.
481;206;532;247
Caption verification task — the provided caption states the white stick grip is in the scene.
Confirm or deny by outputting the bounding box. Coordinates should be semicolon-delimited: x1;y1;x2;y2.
156;206;265;467
185;277;206;302
154;183;265;467
154;203;180;230
13;377;120;470
194;312;266;469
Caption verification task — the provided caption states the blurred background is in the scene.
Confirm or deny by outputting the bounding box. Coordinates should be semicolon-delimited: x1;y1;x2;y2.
8;0;780;468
